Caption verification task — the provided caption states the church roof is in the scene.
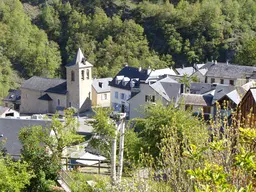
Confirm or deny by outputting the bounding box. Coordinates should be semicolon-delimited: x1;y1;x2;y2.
21;76;67;94
66;48;93;68
38;94;53;101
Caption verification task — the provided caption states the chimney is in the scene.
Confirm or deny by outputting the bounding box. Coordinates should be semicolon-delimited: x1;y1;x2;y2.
214;60;217;65
138;66;142;72
226;60;229;65
123;63;128;67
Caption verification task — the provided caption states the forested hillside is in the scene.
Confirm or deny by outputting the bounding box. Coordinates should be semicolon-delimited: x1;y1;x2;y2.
1;0;256;99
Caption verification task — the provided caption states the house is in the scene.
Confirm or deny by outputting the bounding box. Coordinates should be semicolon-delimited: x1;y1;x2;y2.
240;88;256;128
0;106;19;118
128;76;181;119
217;81;255;111
204;62;256;86
175;64;208;83
109;66;177;116
109;66;151;115
92;78;112;108
2;89;21;110
20;48;94;114
180;93;213;115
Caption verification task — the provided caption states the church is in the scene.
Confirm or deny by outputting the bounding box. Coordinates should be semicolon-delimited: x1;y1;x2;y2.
20;48;97;114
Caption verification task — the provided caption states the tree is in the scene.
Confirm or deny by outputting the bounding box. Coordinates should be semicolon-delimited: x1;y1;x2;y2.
89;108;126;185
0;155;33;192
19;108;83;190
235;37;256;66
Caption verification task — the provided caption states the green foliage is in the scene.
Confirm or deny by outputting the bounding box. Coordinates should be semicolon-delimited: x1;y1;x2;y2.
133;103;208;159
19;108;83;191
235;37;256;66
0;155;33;192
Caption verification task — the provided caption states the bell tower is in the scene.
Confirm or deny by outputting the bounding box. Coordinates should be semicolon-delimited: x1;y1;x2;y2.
66;48;93;112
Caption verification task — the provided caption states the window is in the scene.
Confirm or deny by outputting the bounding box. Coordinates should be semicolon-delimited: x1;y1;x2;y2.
230;80;234;86
211;78;215;83
205;77;208;83
115;92;118;99
81;70;84;80
185;105;192;111
121;93;126;100
71;70;75;81
86;69;90;79
145;95;155;102
69;102;71;107
101;94;107;100
220;79;224;84
5;103;8;107
57;99;60;106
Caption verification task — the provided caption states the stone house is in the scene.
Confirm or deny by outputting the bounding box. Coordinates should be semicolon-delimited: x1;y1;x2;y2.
204;62;256;86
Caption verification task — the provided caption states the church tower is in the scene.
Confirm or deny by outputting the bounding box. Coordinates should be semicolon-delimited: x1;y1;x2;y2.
66;48;93;112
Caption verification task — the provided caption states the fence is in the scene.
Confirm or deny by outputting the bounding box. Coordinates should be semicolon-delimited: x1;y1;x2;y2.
61;157;111;175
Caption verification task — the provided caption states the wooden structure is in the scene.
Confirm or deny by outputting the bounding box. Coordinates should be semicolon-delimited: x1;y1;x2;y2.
240;88;256;128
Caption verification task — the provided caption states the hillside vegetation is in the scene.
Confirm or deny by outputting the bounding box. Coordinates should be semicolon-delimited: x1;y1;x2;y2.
1;0;256;98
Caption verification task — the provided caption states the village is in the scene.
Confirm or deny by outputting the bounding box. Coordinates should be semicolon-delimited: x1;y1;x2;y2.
0;48;256;191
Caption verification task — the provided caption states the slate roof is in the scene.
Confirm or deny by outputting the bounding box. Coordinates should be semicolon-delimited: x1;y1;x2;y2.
66;48;93;68
0;106;9;115
176;67;196;76
92;78;113;93
206;63;256;79
190;83;214;94
21;76;67;94
150;77;181;103
212;84;235;105
3;89;21;102
109;66;149;90
148;68;177;79
0;118;52;156
181;93;213;106
38;94;52;101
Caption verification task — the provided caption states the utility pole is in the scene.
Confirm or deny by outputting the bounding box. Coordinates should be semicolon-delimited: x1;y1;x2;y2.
117;115;125;183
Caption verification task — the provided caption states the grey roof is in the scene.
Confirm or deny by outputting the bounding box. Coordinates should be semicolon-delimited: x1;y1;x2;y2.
250;88;256;102
190;83;214;94
150;77;181;103
3;89;21;102
66;48;93;68
206;63;256;79
38;94;52;101
0;118;52;156
21;76;67;94
212;84;235;105
176;67;196;76
181;93;213;106
0;106;9;115
109;66;149;90
92;78;112;93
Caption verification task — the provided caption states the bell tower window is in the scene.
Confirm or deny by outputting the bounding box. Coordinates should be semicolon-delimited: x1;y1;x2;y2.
81;70;85;80
86;69;90;79
71;70;75;81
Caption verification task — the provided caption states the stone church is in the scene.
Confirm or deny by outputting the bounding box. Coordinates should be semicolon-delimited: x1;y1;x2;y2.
20;48;94;114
